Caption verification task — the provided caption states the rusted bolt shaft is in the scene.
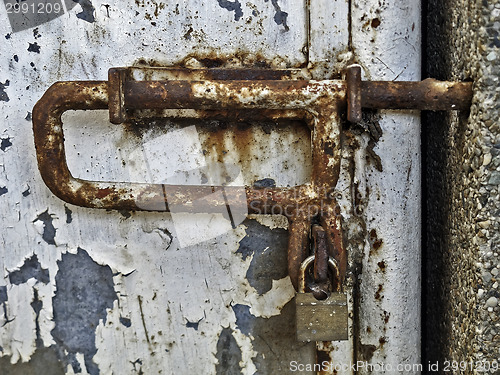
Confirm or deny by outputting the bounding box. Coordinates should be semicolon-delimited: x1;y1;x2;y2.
123;78;472;121
345;65;473;122
361;79;473;111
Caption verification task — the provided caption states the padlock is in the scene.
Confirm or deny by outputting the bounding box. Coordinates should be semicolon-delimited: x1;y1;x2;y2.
296;255;348;341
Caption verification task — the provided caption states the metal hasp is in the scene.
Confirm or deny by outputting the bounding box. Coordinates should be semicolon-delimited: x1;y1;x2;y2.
32;66;473;291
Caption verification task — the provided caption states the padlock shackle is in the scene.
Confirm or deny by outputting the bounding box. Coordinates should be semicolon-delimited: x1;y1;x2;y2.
298;255;340;292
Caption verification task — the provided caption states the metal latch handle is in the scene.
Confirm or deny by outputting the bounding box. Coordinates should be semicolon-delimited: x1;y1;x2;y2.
33;70;346;291
32;67;473;290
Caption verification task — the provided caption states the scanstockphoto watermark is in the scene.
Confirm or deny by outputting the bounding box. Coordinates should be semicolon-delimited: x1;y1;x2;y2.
290;361;425;373
248;187;350;218
290;360;500;373
124;125;367;247
2;0;90;33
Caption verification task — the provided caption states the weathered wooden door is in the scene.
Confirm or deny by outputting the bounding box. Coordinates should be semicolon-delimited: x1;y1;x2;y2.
0;1;421;374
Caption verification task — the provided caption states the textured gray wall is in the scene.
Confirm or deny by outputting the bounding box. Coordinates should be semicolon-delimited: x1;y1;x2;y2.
425;0;500;370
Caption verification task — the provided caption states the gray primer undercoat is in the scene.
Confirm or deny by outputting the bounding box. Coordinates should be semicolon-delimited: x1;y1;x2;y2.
51;248;117;375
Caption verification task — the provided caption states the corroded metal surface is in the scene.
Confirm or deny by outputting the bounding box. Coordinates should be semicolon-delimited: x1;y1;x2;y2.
122;80;344;111
108;67;306;124
345;64;473;123
362;79;473;110
33;79;345;214
346;65;362;123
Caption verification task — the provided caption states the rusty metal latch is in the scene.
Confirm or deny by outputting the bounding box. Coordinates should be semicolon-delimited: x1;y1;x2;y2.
32;66;472;289
344;65;472;122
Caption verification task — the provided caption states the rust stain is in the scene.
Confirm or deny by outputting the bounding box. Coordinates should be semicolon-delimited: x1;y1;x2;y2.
317;342;339;375
202;119;228;164
359;344;377;361
96;188;114;199
229;121;254;165
374;284;383;300
379;336;387;348
377;260;386;272
369;228;383;255
317;348;335;375
373;238;382;250
383;311;390;324
323;141;335;156
371;18;381;28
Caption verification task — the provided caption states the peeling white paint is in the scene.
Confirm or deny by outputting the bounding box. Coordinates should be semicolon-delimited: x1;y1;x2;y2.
249;214;288;230
36;282;56;348
1;282;37;363
239;277;296;318
86;216;298;373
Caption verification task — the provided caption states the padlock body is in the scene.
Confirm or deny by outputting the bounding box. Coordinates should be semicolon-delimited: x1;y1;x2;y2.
296;292;348;341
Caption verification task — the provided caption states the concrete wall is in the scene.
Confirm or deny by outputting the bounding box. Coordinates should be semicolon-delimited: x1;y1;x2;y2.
424;0;500;370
